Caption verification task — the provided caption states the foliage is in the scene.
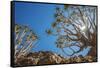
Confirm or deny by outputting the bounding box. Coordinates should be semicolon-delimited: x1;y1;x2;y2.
46;5;97;57
15;24;38;62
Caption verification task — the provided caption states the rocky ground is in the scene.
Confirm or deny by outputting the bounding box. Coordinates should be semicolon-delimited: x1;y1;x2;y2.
15;51;97;66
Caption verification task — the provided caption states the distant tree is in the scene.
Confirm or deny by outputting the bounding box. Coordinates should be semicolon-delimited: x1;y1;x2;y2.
15;24;38;59
46;5;97;57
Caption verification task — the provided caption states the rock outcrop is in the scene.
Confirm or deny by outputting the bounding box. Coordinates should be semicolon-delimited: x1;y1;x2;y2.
15;51;96;66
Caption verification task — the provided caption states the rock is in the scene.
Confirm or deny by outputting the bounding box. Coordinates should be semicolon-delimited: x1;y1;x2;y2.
84;56;93;62
15;51;95;66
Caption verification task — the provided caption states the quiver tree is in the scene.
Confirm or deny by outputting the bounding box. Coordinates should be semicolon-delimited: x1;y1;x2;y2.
46;5;97;58
15;24;38;60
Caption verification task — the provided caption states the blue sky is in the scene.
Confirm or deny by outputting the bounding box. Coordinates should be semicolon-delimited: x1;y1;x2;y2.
14;2;90;57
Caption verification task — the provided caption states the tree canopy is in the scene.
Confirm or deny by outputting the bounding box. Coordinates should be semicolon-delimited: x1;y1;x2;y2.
15;24;38;59
46;5;97;57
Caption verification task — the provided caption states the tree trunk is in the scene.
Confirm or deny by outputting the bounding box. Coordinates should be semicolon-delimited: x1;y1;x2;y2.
88;46;97;57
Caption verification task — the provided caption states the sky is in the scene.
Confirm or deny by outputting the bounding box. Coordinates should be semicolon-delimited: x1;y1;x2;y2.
14;2;91;57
